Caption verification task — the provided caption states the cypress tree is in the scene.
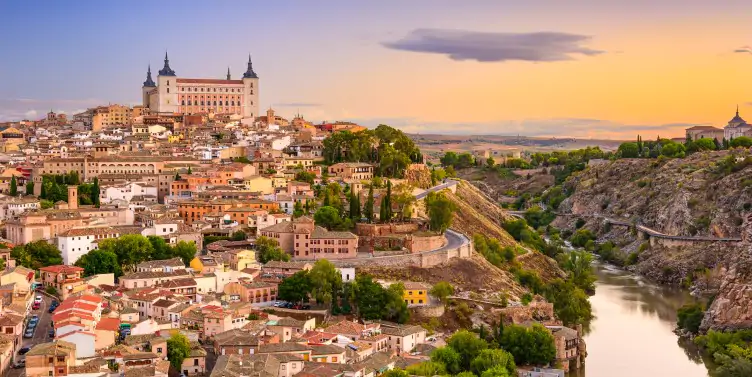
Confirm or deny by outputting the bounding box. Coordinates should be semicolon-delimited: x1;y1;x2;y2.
364;185;374;223
385;180;393;221
26;182;34;196
9;176;17;196
92;178;100;207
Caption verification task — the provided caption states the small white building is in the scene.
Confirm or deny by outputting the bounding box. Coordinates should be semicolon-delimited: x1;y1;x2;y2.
57;226;120;265
100;181;158;204
58;330;96;358
255;212;290;231
338;267;355;283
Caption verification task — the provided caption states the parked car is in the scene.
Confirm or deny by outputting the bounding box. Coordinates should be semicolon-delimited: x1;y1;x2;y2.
18;346;31;355
302;304;311;310
273;301;285;307
51;299;58;306
24;328;34;338
48;305;56;313
32;302;40;310
49;329;55;338
12;360;25;369
34;295;43;303
292;304;302;310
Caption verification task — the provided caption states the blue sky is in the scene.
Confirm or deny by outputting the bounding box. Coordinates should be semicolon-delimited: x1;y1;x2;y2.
1;1;751;138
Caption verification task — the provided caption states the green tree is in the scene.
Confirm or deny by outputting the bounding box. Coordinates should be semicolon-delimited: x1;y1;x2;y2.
480;365;513;377
74;249;122;277
40;199;54;209
430;281;454;302
26;181;34;196
381;369;409;377
557;251;596;293
91;177;100;207
349;190;361;221
166;333;191;370
446;330;488;370
231;230;247;241
730;136;752;148
543;279;593;325
431;346;462;374
470;349;517;377
293;201;305;218
694;137;716;151
314;206;343;230
172;241;197;266
617;142;640;158
11;241;63;270
0;258;5;272
486;156;495;168
97;235;154;272
392;183;415;221
256;236;291;263
308;259;342;307
148;236;173;260
714;358;752;377
294;171;316;185
278;271;312;303
9;176;17;196
405;361;447;377
497;323;556;366
364;185;375;222
384;282;410;323
677;303;705;334
426;191;455;233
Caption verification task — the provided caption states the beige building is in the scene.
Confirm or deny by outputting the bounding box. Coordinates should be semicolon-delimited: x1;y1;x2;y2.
25;340;77;377
36;156;200;182
685;125;725;141
327;162;375;181
259;216;359;260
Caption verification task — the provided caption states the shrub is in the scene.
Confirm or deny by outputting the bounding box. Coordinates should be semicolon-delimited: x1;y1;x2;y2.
677;303;705;334
625;252;639;266
575;218;586;229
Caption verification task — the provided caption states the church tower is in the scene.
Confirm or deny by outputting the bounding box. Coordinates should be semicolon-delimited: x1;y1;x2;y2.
142;65;156;108
157;52;178;114
242;54;260;120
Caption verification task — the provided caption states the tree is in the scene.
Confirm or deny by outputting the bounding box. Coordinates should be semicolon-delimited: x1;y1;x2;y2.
314;206;343;230
406;361;447;377
426;191;455;233
293;201;305;218
166;333;191;370
11;241;63;270
278;271;312;303
148;236;173;260
352;274;386;320
382;369;409;377
172;241;197;266
694;137;716;151
256;236;291;263
231;231;247;241
446;330;488;370
364;185;375;223
486;156;495;168
385;180;393;221
677;303;705;334
470;349;517;377
714;358;752;377
308;259;342;307
392;183;416;221
0;258;5;272
430;281;454;302
617;142;640;158
384;282;410;323
26;181;34;196
431;347;462;374
543;279;593;325
556;250;596;293
480;365;513;377
349;190;361;221
497;323;556;366
91;177;100;207
74;249;122;277
730;136;752;148
9;176;17;196
97;235;154;272
294;171;316;185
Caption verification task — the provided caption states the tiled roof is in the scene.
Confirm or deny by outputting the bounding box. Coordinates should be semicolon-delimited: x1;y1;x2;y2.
136;257;185;269
257;342;311;353
26;340;76;356
95;317;121;332
59;226;117;237
40;265;84;273
311;226;357;240
120;269;190;280
214;328;260;346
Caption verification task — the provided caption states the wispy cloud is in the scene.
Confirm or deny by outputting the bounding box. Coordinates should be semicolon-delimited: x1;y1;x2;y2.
383;29;605;63
348;117;699;139
733;46;752;54
273;102;322;108
0;98;105;122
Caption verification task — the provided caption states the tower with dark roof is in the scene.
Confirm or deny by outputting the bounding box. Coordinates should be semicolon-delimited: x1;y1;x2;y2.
158;51;176;76
243;55;258;79
226;67;231;81
242;54;260;120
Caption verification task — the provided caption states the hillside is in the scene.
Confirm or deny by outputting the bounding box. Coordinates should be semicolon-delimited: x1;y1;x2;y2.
555;150;752;330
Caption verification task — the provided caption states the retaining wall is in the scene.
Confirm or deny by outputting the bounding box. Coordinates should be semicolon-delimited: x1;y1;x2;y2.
410;304;445;318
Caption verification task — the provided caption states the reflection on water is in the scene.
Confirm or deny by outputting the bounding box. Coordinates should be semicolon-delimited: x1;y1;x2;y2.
571;263;709;377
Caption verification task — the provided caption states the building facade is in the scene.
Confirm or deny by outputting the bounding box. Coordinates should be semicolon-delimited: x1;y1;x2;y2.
142;53;260;119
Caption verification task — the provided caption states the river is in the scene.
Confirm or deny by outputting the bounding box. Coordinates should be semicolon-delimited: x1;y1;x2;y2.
572;262;710;377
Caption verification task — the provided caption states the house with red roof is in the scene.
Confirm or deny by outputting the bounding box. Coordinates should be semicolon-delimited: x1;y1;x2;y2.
58;330;96;358
39;265;86;300
94;317;121;350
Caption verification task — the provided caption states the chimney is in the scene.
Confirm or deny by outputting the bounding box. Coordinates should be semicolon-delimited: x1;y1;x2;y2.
67;186;78;210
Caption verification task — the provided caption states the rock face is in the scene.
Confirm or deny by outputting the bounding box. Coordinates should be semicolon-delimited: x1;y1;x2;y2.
558;150;752;330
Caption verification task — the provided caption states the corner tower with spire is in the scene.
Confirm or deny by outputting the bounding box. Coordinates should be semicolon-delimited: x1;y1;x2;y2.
141;51;259;119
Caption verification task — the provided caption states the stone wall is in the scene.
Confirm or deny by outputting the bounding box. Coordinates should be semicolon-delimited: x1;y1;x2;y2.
356;223;419;237
410;304;445;318
497;301;557;324
408;234;445;253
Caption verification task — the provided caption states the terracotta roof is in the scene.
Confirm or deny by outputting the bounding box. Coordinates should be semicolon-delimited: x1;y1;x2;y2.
95;317;121;332
59;226;118;237
40;265;84;273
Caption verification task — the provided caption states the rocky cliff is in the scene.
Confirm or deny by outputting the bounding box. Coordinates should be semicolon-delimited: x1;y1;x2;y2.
556;150;752;330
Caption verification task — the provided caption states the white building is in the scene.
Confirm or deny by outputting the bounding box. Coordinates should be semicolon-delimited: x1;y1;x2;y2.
57;226;120;265
100;182;158;204
58;330;96;358
0;197;40;221
255;212;290;230
337;267;355;283
141;53;260;120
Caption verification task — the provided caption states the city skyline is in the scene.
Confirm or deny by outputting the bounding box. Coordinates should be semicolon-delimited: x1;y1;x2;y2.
1;0;751;138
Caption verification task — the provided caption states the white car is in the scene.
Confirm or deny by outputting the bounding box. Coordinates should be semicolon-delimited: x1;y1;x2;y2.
34;295;43;303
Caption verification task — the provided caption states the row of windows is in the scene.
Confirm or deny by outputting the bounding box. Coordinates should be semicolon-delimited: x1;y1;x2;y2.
182;100;238;106
180;85;252;93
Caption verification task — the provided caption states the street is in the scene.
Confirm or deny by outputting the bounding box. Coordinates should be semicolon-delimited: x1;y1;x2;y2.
6;293;55;377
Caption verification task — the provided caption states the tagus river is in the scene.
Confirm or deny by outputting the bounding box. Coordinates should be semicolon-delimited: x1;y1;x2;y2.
572;262;710;377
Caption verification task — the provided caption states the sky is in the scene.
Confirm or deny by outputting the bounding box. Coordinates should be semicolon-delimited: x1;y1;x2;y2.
1;0;751;139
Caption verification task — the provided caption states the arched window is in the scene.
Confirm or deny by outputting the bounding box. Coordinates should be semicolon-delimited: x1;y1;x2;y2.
167;88;170;93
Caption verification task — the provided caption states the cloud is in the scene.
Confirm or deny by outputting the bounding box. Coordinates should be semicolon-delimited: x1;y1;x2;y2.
382;28;605;62
273;102;322;108
23;110;38;119
348;116;698;139
0;97;106;122
733;46;752;54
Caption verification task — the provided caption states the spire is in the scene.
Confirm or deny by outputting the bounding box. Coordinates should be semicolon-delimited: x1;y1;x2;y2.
143;64;156;87
243;54;258;79
158;50;176;76
226;67;231;80
737;104;740;117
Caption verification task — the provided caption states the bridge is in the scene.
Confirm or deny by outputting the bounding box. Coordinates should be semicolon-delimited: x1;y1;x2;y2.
505;209;742;244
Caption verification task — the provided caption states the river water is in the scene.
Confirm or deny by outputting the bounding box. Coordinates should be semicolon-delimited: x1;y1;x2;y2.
572;262;710;377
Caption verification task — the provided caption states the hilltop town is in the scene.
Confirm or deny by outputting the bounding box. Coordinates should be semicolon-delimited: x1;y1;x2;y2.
0;56;585;377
